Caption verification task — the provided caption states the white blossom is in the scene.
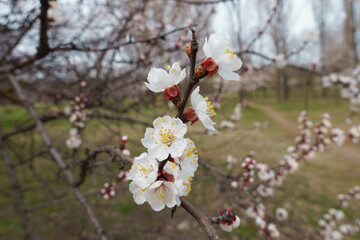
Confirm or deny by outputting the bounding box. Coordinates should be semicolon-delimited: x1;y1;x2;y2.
145;180;181;211
226;155;237;170
141;115;187;160
257;163;275;181
274;54;287;69
255;216;267;229
144;62;186;93
331;230;343;240
63;106;71;115
220;120;236;129
219;216;241;232
190;86;216;130
127;153;158;189
202;34;242;81
174;139;198;180
331;128;346;146
267;223;280;238
349;126;360;143
275;208;288;222
230;103;242;121
66;135;82;149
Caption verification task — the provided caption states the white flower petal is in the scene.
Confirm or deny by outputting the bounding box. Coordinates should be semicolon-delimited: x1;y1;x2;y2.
169;138;187;158
218;68;240;81
144;82;162;93
129;182;146;205
233;216;241;228
141;128;155;148
148;145;169;160
217;53;242;71
203;37;211;57
220;223;233;232
198;115;216;130
207;34;228;59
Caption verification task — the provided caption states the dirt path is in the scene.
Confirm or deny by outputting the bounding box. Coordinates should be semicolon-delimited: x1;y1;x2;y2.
248;101;299;136
249;101;360;166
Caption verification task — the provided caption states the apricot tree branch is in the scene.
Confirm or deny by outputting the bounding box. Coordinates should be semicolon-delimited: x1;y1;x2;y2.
0;128;40;240
8;73;108;240
87;145;222;240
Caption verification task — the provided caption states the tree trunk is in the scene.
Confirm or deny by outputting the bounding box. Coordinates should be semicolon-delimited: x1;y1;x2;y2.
283;71;290;100
344;0;358;66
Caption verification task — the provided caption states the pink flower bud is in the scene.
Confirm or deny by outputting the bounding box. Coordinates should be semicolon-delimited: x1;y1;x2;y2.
183;108;198;124
163;85;181;101
121;135;128;145
201;57;219;76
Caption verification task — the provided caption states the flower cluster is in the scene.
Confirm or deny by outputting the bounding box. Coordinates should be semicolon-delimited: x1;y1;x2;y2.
349;125;360;143
337;186;360;208
101;182;116;200
255;217;280;239
212;208;241;232
313;113;332;152
246;203;265;219
130;33;242;212
318;185;360;240
240;154;257;189
318;208;345;240
117;171;128;182
64;81;87;149
321;66;360;116
246;204;280;238
128;116;198;211
120;135;131;156
338;223;360;236
226;111;360;238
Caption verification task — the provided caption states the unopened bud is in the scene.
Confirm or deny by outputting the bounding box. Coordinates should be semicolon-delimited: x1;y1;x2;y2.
121;135;128;145
200;57;219;76
185;44;191;56
163;85;181;101
194;65;205;78
138;54;146;62
183;108;198;124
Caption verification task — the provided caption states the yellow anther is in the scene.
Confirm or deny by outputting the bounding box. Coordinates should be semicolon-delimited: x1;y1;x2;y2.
205;96;216;117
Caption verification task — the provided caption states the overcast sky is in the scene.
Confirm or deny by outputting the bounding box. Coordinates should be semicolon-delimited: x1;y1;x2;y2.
212;0;347;65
